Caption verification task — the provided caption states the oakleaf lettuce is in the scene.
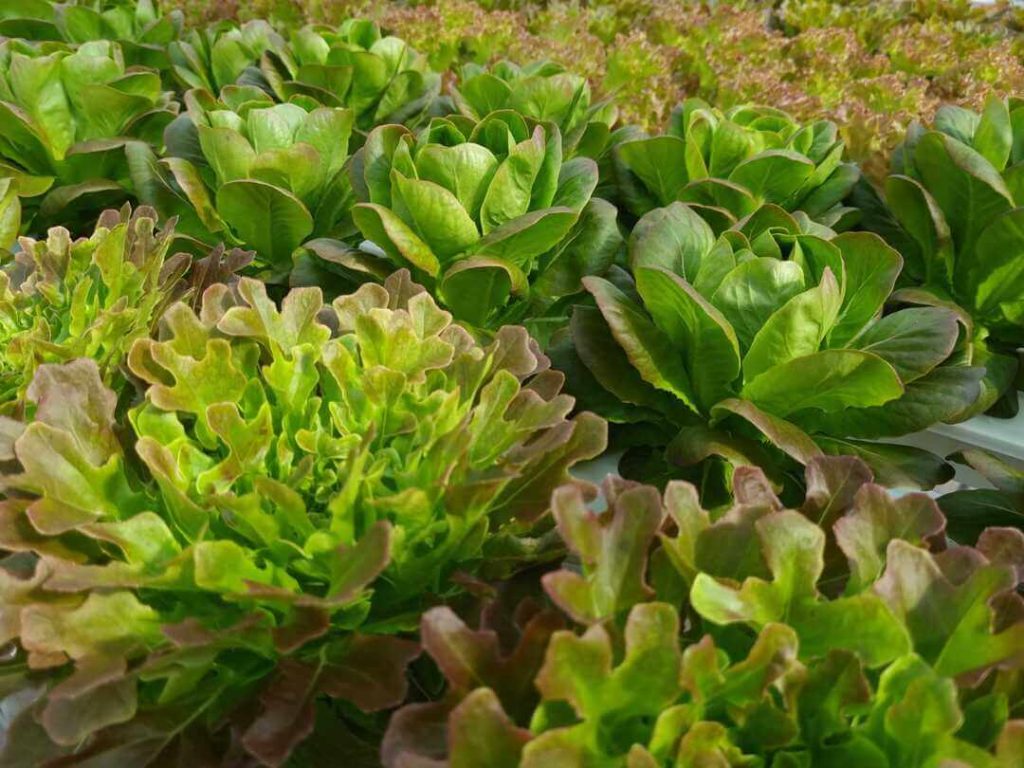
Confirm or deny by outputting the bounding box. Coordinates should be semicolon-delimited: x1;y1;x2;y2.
0;270;605;764
385;458;1024;767
0;204;214;412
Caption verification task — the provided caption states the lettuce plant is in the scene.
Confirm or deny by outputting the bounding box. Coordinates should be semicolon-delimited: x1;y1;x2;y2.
450;59;617;158
349;115;621;335
138;91;355;279
614;99;861;230
0;271;605;765
0;205;206;413
0;0;181;55
258;20;441;131
859;95;1024;416
0;39;178;231
167;19;285;94
555;202;979;489
385;458;1024;767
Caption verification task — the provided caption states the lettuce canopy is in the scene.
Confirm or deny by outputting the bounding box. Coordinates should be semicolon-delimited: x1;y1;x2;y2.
386;459;1024;767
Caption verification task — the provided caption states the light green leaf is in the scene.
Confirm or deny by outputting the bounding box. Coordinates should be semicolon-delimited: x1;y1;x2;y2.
217;179;313;267
743;268;842;384
635;267;740;411
742;350;904;417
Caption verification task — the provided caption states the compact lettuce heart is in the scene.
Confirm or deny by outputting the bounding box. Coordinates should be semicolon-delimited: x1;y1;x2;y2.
555;202;979;490
0;271;605;765
450;59;617;159
167;18;285;94
859;95;1024;417
350;114;621;333
141;93;355;277
258;20;441;131
167;18;439;132
0;38;179;231
0;205;218;412
614;99;861;230
385;458;1024;768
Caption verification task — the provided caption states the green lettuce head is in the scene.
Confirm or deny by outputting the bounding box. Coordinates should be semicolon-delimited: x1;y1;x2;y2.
859;95;1024;416
137;91;355;279
385;458;1024;767
450;60;617;158
555;202;978;491
0;204;212;413
0;0;182;70
259;20;441;131
0;271;605;765
167;18;284;94
0;39;178;231
348;115;621;336
614;99;861;230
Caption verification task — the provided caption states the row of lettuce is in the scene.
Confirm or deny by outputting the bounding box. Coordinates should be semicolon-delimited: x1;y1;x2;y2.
170;0;1024;180
0;2;1022;766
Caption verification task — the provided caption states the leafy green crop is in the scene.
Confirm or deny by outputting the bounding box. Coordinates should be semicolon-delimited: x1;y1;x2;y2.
258;20;441;131
450;59;617;159
167;18;284;94
136;90;355;279
0;0;181;55
168;18;440;133
554;202;978;490
0;38;178;231
0;271;605;765
348;114;621;335
385;458;1024;767
859;95;1024;416
0;205;215;413
613;99;861;230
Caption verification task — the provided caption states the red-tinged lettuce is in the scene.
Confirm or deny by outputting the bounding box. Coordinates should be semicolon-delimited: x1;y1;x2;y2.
0;205;240;413
0;38;179;231
553;201;978;491
613;99;861;230
385;457;1024;767
347;115;621;336
0;270;605;765
857;95;1024;417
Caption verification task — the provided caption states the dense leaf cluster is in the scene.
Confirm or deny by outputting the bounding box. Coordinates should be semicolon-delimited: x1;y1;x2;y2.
0;2;1020;766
